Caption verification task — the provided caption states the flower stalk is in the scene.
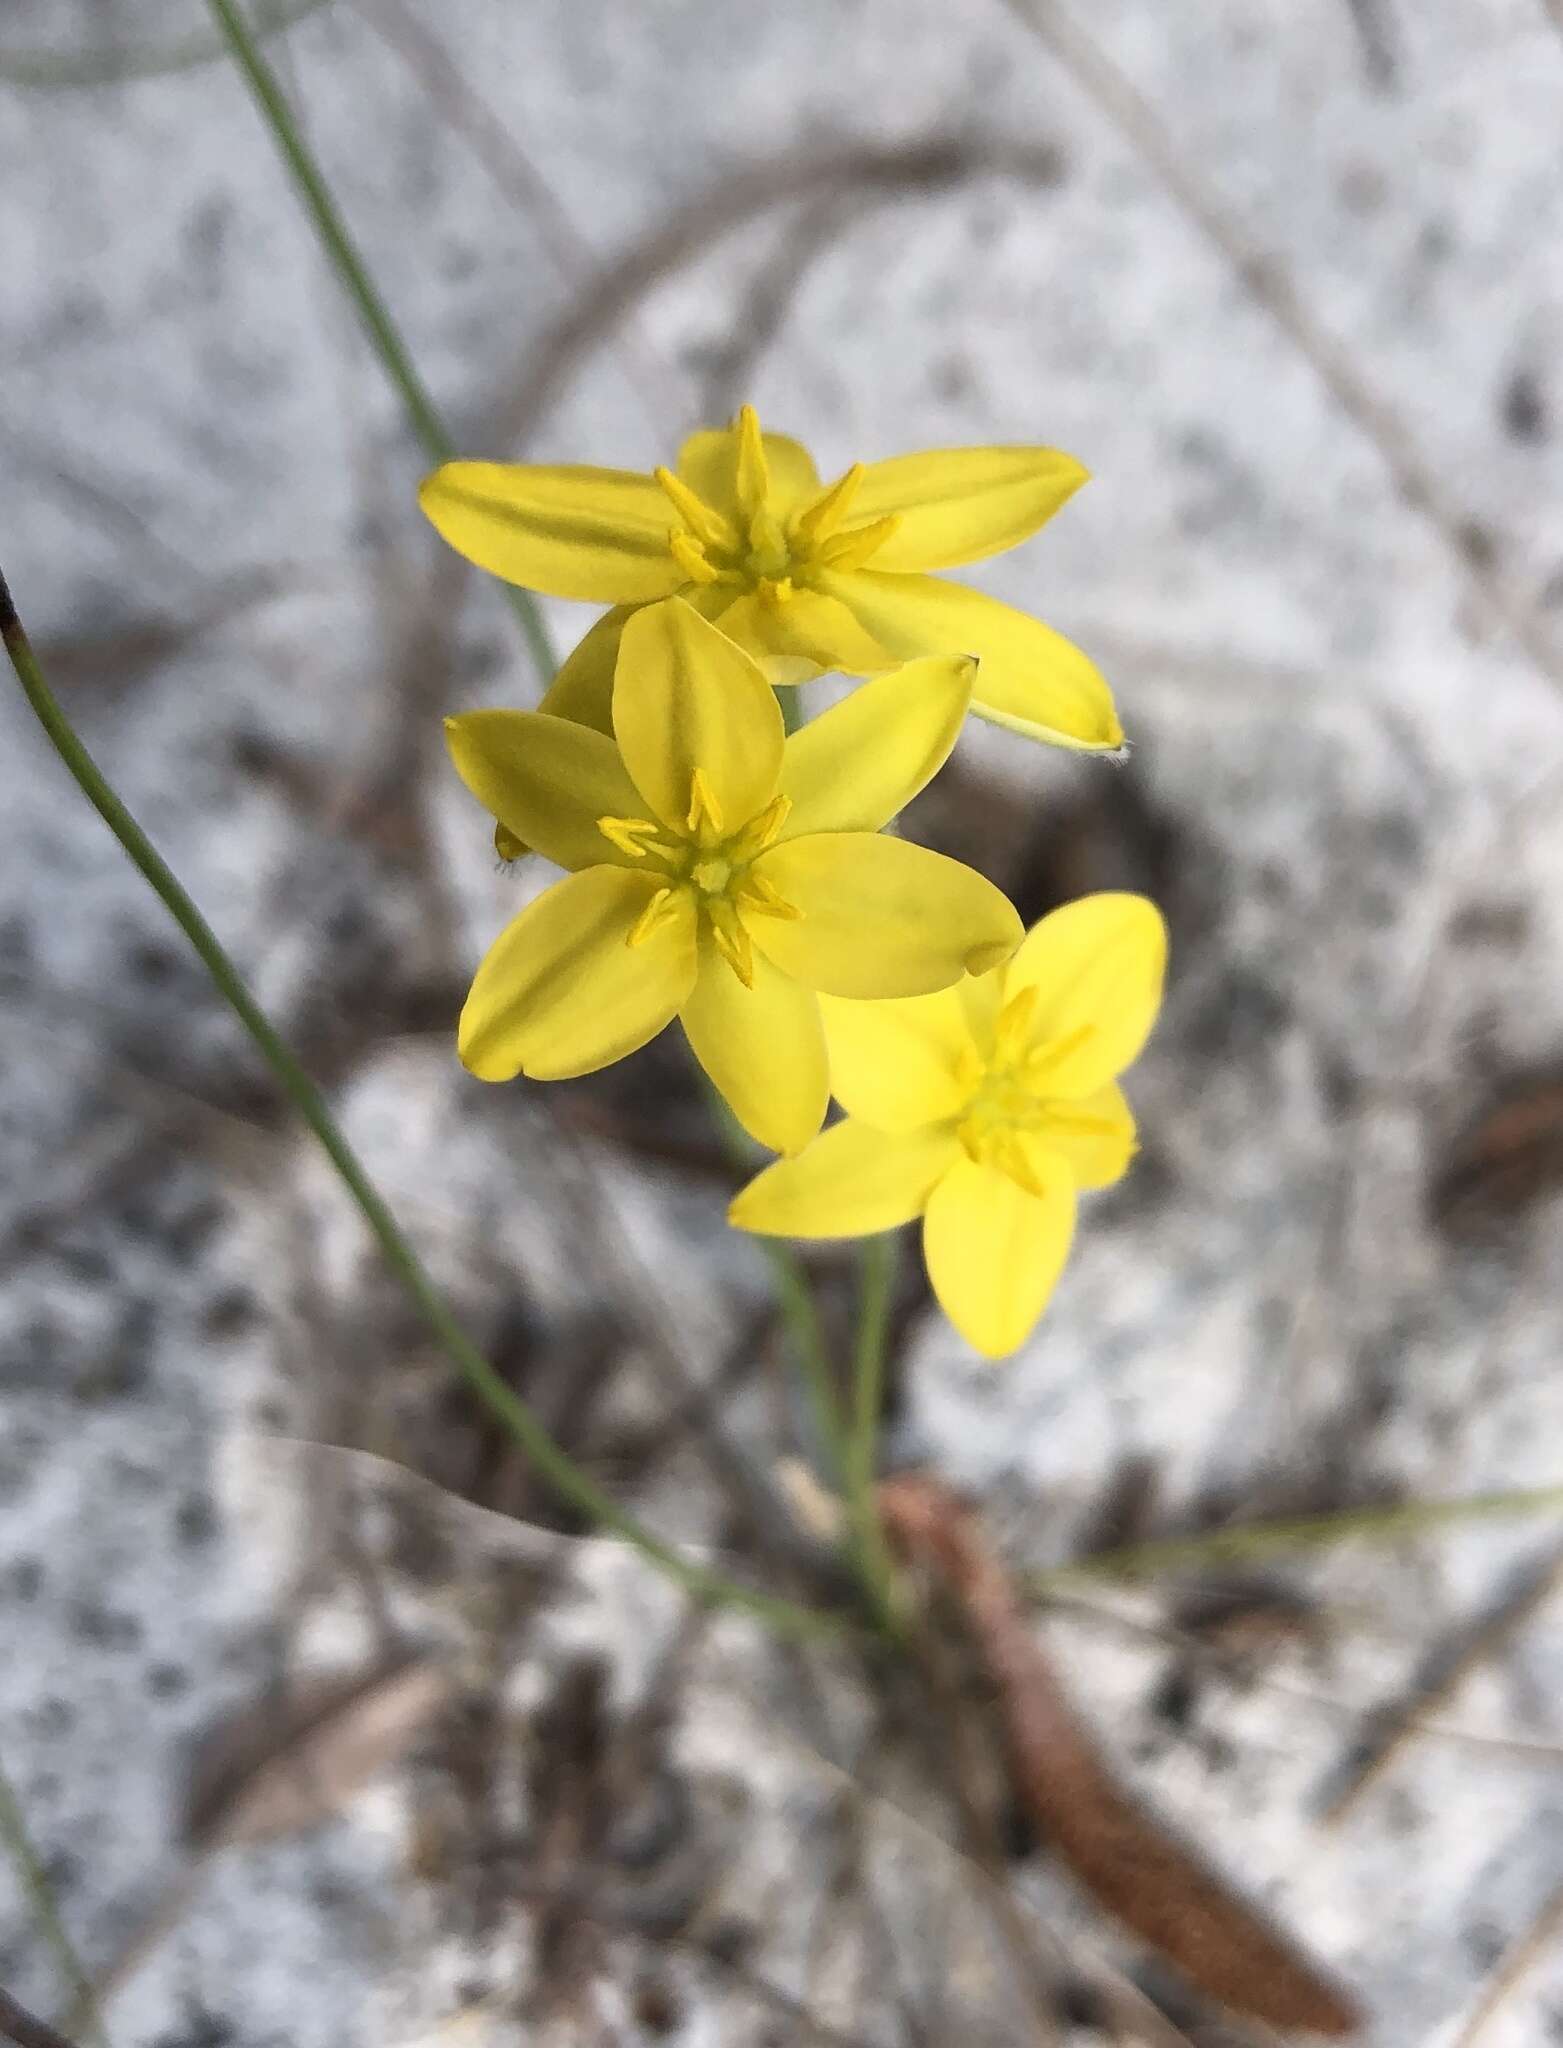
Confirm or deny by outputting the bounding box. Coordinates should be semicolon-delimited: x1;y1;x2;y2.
0;565;836;1647
847;1233;901;1633
203;0;556;687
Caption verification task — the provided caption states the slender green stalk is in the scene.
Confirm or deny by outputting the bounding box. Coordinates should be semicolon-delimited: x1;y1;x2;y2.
751;688;856;1486
0;1749;105;2048
0;570;836;1646
204;0;556;686
762;1239;853;1487
845;1233;900;1631
701;1077;852;1490
1030;1481;1563;1591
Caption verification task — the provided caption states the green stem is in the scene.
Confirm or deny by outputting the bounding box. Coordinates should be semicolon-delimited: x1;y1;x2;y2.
701;1076;852;1490
1030;1482;1563;1591
0;1750;105;2048
0;571;835;1647
846;1233;900;1631
204;0;556;687
763;1240;853;1489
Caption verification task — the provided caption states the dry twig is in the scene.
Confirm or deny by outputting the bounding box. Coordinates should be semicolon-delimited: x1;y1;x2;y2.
881;1473;1362;2035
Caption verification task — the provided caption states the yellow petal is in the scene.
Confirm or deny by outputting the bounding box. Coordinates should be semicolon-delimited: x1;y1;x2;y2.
680;938;828;1155
847;446;1088;572
676;422;820;523
922;1153;1076;1359
444;711;644;871
730;1118;960;1237
459;866;696;1082
1005;893;1166;1096
750;834;1022;998
819;568;1123;752
537;606;636;733
819;987;975;1131
613;597;783;833
776;656;974;841
419;462;682;603
1020;1081;1138;1189
714;587;894;684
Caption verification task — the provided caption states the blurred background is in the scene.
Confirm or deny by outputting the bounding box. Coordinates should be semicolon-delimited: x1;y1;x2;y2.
3;2;1563;2042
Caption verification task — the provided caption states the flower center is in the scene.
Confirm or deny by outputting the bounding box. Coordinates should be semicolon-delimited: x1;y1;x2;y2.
653;410;902;607
954;993;1116;1194
598;773;801;988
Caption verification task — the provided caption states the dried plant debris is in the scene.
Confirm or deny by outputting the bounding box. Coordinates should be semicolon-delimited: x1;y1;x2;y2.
1316;1538;1563;1824
1431;1073;1563;1236
183;1652;451;1851
880;1473;1362;2037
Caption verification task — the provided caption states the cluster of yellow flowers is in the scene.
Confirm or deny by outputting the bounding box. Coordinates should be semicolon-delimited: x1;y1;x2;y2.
422;408;1166;1359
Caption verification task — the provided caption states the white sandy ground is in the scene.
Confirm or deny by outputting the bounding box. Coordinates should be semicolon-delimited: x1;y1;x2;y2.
2;1;1563;2042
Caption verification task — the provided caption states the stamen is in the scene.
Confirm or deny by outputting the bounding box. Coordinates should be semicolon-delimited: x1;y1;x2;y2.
954;1045;986;1095
739;871;803;921
708;910;756;989
755;575;795;608
1026;1020;1095;1079
597;814;664;860
734;404;770;521
994;986;1040;1059
654;466;738;552
999;1135;1048;1199
686;766;725;838
627;886;678;948
815;512;903;571
670;531;720;585
1042;1108;1125;1139
729;792;792;860
792;462;865;544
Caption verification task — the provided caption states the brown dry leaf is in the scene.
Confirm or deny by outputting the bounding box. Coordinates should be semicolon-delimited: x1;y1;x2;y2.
186;1655;451;1851
1432;1078;1563;1230
880;1474;1362;2038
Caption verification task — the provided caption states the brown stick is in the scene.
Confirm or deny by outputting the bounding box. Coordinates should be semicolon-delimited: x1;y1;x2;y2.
0;1988;83;2048
878;1473;1362;2036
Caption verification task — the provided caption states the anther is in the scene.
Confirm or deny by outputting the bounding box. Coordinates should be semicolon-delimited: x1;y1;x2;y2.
627;886;678;949
670;531;720;585
815;512;903;571
994;986;1040;1059
723;794;792;867
1000;1136;1048;1199
793;462;865;544
709;912;756;989
686;766;725;838
1026;1020;1095;1079
654;466;739;553
739;872;803;921
598;814;664;860
734;404;770;521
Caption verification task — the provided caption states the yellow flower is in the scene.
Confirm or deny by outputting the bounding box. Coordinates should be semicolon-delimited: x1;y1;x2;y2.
446;596;1024;1156
729;894;1166;1358
420;406;1122;753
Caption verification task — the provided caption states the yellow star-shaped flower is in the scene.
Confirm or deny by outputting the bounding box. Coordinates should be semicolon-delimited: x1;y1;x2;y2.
729;894;1166;1357
421;406;1122;754
446;597;1023;1156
